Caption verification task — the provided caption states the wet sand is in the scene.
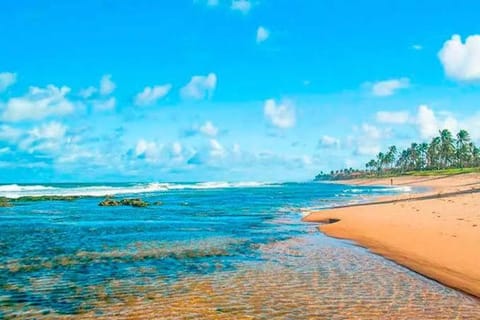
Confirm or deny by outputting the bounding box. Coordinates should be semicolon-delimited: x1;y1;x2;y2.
304;173;480;298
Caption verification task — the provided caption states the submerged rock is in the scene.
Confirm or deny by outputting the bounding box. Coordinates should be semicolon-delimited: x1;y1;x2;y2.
0;198;12;207
120;198;148;207
98;198;121;206
1;195;94;207
152;201;163;206
13;195;84;202
99;197;149;207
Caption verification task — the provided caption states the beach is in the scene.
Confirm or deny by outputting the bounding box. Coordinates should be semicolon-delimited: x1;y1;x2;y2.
304;173;480;298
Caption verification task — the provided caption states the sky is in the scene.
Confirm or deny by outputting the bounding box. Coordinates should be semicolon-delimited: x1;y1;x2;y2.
1;0;480;182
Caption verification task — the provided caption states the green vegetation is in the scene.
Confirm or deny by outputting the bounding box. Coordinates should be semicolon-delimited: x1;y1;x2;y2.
316;129;480;180
402;167;480;176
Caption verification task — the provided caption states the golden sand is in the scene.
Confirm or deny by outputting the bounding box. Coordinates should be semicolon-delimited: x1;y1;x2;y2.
304;173;480;298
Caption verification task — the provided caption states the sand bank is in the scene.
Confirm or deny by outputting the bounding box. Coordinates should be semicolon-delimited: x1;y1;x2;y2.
304;173;480;298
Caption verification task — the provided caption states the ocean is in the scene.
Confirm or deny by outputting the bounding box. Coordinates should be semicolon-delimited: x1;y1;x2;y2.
0;182;479;319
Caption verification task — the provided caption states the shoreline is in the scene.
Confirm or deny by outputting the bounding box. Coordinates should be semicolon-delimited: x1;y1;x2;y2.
304;173;480;298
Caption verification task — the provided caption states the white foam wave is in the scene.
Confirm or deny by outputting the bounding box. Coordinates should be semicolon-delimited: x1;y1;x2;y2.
377;186;412;193
343;186;412;194
0;184;56;192
0;182;274;199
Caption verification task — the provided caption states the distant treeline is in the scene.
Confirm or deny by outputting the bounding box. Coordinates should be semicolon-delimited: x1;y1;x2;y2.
315;129;480;181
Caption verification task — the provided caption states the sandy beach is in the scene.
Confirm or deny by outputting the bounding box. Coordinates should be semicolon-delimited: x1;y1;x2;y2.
304;173;480;298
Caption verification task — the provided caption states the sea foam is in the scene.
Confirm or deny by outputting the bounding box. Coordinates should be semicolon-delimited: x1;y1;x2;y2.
0;182;274;198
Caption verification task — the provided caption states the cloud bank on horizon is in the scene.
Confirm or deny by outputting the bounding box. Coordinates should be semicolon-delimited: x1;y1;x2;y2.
1;0;480;182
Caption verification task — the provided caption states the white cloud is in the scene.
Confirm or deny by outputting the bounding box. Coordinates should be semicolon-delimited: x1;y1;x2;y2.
412;44;423;50
199;121;218;137
0;125;22;142
416;105;437;139
19;121;68;153
256;26;270;43
302;155;313;166
361;123;382;140
264;99;296;129
93;97;116;111
78;74;115;99
168;141;193;164
172;142;183;157
29;121;67;140
232;143;241;154
352;123;387;156
56;144;96;164
100;74;116;95
135;84;172;106
135;139;160;162
231;0;251;13
79;86;97;98
181;73;217;100
416;105;458;139
438;34;480;81
0;72;17;92
376;111;410;124
210;139;225;158
2;85;75;122
370;78;410;96
319;135;340;148
355;144;380;157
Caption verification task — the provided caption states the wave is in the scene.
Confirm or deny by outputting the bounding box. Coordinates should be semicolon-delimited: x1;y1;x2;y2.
0;182;275;199
343;186;412;194
377;186;412;193
302;185;413;215
0;184;56;192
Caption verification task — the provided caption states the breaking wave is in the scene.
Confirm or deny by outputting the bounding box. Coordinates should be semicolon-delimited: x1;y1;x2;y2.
0;182;275;199
343;186;412;194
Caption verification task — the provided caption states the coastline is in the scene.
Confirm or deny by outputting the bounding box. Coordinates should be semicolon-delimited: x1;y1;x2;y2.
304;173;480;298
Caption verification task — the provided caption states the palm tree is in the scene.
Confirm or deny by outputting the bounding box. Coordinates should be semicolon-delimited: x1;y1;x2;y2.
456;129;472;168
439;129;455;168
417;142;429;170
366;159;377;172
320;128;480;180
376;152;386;173
396;149;409;172
427;137;441;169
407;143;419;170
385;145;397;169
473;146;480;167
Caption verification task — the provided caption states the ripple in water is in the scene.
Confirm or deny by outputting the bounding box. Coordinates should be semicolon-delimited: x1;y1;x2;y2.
0;183;479;319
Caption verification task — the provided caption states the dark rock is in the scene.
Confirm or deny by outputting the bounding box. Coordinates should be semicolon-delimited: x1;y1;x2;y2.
13;195;84;202
152;201;163;206
99;197;149;208
99;198;121;206
0;198;12;207
120;198;148;207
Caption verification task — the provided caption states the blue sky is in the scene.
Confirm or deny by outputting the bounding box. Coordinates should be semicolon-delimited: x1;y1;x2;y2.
1;0;480;182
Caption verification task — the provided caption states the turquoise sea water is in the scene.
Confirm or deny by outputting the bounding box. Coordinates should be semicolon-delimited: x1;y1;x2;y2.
0;182;479;319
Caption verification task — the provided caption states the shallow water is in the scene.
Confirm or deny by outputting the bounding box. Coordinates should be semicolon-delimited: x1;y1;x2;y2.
0;182;479;319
